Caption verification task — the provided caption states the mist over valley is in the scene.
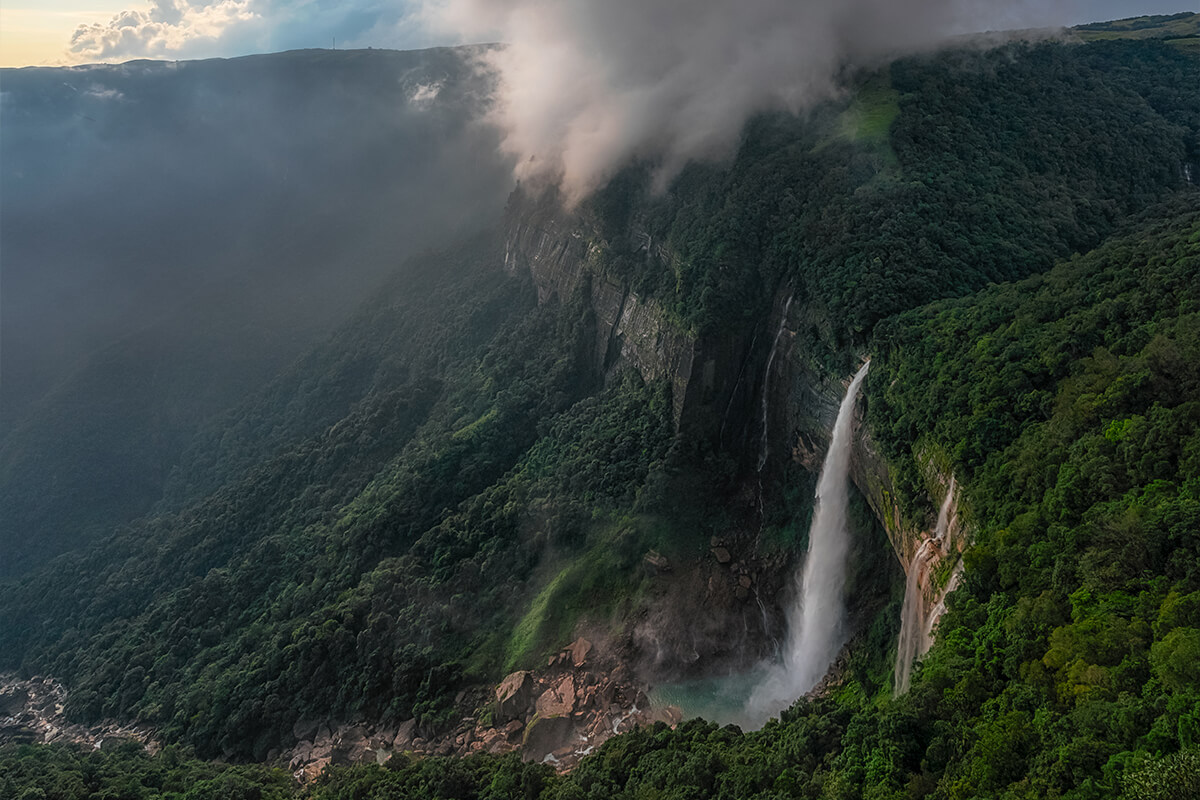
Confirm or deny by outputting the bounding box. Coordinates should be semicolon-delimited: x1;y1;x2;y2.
2;9;1200;800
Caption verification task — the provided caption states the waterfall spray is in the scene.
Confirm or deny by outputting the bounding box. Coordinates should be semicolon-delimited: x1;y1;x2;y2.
757;296;794;472
745;360;869;723
894;478;957;695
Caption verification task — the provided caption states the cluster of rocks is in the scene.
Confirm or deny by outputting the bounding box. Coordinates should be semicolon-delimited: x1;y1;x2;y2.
287;718;421;783
0;674;157;753
709;536;765;602
492;637;682;767
284;637;683;780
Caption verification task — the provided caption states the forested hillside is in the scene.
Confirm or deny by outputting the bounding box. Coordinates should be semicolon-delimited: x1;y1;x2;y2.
586;38;1199;344
0;47;512;575
2;24;1200;800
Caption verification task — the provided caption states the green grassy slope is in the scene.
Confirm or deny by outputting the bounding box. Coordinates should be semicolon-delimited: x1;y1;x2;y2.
1075;12;1199;41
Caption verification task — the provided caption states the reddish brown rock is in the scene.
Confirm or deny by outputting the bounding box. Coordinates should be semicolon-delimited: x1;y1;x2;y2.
535;675;576;718
495;671;536;722
567;637;593;667
711;547;732;564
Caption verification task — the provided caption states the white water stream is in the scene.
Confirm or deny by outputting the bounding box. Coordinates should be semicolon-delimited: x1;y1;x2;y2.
756;296;794;472
744;361;869;723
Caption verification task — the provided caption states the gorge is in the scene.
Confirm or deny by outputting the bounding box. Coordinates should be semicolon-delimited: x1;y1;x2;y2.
2;14;1200;799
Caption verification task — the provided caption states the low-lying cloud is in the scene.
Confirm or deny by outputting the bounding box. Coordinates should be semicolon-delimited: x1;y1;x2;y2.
71;0;1070;203
427;0;1068;205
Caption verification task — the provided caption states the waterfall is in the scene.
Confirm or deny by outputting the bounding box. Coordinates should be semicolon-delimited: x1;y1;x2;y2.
893;539;935;695
745;361;869;722
894;478;957;695
756;296;794;472
932;477;956;544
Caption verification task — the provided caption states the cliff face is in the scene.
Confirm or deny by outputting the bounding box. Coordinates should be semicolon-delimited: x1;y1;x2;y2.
502;191;751;431
501;187;967;673
851;422;967;659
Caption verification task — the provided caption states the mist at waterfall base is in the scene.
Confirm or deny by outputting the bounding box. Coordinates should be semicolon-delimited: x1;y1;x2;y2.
653;362;870;729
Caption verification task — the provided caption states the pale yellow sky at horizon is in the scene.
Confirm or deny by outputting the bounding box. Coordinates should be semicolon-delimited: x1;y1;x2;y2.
0;4;144;68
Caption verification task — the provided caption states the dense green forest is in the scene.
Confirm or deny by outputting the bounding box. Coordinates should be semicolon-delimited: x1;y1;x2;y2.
589;38;1199;346
9;173;1191;800
3;25;1200;800
0;235;681;757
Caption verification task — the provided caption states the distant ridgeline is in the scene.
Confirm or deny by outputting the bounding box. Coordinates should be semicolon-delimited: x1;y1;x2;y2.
1075;11;1200;45
2;25;1200;800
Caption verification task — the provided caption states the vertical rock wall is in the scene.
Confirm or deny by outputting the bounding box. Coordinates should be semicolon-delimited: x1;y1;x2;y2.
502;189;751;430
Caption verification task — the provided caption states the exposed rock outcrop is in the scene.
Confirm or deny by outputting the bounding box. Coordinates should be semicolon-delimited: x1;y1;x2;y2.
496;670;535;722
502;188;753;430
279;636;682;778
0;675;157;753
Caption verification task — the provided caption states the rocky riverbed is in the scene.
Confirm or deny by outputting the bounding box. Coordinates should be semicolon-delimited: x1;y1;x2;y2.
285;636;683;781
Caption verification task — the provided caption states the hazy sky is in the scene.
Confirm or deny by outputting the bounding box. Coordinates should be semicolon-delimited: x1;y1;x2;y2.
0;1;1195;68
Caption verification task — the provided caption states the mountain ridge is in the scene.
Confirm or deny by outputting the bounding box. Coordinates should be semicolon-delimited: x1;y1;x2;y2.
2;30;1199;799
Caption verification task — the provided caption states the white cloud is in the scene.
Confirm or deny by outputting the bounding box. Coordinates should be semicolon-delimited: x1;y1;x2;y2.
409;81;442;108
84;85;128;100
66;0;426;63
69;0;256;61
424;0;1072;206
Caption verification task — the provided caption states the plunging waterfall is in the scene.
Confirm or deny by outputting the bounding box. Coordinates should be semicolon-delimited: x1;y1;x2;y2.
744;361;869;722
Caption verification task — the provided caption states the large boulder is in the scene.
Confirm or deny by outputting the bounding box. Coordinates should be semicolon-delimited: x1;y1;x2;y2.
0;687;29;717
535;675;575;718
292;718;319;742
522;714;575;763
496;671;535;722
330;726;371;765
288;741;313;770
392;718;418;750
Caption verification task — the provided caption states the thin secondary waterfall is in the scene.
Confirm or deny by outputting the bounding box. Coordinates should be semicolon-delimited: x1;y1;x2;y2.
757;296;794;472
893;539;935;695
894;478;957;695
745;361;869;722
932;478;956;544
